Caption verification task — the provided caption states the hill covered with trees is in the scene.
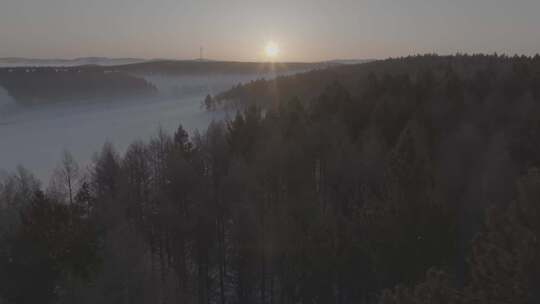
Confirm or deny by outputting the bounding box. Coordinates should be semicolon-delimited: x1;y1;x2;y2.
0;60;328;105
1;54;540;304
0;67;158;105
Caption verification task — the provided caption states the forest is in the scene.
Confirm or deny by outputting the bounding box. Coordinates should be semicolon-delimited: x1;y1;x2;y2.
1;54;540;304
0;60;326;105
0;67;159;105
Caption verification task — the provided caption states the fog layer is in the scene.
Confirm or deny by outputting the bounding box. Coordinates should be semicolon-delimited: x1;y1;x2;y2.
0;73;275;181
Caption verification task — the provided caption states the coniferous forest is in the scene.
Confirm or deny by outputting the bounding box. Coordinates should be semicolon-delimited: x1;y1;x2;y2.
2;54;540;304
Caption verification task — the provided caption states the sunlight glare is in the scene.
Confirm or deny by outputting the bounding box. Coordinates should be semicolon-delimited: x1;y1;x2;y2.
265;42;280;60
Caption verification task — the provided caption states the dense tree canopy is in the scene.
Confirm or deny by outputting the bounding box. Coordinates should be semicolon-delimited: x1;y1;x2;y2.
1;54;540;303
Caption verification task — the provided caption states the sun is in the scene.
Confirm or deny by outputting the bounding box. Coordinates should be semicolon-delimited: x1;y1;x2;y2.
264;42;280;60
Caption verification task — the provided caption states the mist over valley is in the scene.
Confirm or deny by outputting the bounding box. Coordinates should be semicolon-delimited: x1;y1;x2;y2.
0;60;320;180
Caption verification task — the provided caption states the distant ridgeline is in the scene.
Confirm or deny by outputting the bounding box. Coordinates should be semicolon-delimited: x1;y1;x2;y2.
0;60;330;105
0;66;157;105
115;60;331;76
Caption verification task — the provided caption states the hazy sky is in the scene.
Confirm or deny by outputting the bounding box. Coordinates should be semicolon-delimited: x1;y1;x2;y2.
1;0;539;62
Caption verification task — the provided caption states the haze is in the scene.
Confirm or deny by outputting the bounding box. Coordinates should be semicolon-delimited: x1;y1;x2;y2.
1;0;539;61
0;71;300;181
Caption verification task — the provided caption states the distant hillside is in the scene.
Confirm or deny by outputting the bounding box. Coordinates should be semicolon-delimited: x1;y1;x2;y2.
323;59;375;65
116;60;332;76
0;57;147;67
0;66;157;105
0;60;330;105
